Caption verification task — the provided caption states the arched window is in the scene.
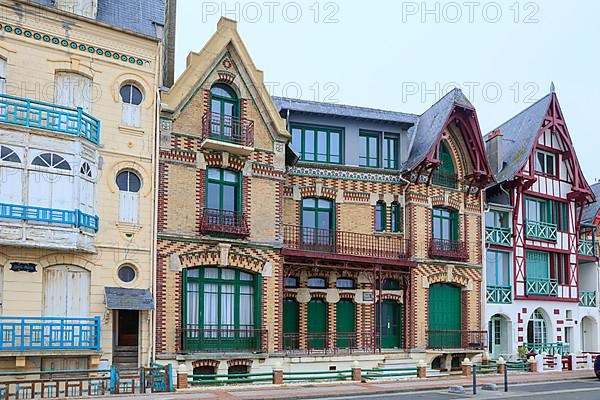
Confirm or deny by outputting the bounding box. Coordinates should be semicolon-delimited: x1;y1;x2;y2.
183;267;259;351
44;265;90;317
120;84;143;128
209;83;239;141
307;277;327;288
527;309;547;346
390;202;402;233
0;145;23;205
375;201;386;232
29;152;73;211
116;170;141;223
432;141;457;188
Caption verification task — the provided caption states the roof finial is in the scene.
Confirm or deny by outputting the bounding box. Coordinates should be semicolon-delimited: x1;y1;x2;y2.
550;81;556;93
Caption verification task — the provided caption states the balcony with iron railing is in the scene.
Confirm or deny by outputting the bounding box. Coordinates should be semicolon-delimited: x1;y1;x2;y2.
428;238;469;261
0;94;100;144
426;330;487;350
0;316;101;352
578;239;596;258
201;112;254;150
283;225;411;262
579;291;597;307
431;171;458;189
180;327;266;353
282;332;380;355
486;285;512;304
485;226;512;247
199;208;249;237
525;219;558;241
525;277;558;297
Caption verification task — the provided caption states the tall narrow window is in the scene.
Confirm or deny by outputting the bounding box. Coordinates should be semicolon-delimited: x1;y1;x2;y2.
375;201;386;232
210;83;238;142
290;125;343;164
432;141;457;188
0;145;23;205
29;152;73;211
301;198;334;249
486;250;510;287
383;135;399;169
116;170;141;223
359;131;379;167
390;202;402;233
54;72;93;113
432;207;458;241
120;84;143;128
44;265;90;317
0;58;6;94
79;162;95;217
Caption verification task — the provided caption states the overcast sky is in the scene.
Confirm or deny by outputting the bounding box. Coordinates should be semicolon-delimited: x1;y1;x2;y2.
175;0;600;183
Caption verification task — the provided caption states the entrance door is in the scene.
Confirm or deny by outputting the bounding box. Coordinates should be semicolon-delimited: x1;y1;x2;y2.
428;283;461;348
307;299;327;350
113;310;139;370
283;299;299;350
336;300;355;349
489;316;505;359
376;300;402;349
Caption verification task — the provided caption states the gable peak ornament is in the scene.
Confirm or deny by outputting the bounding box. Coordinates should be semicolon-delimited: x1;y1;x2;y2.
222;58;232;69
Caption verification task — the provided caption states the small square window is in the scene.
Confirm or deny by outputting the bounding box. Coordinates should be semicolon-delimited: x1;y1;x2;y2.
284;277;299;288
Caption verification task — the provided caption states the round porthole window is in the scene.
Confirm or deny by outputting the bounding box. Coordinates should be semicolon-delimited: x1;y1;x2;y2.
118;265;136;283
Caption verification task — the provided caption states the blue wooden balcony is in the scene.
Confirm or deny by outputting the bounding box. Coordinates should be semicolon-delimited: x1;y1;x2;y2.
485;226;512;246
0;316;101;352
0;94;100;144
578;239;596;257
526;277;558;296
486;285;512;304
580;291;597;307
0;203;98;232
525;220;557;241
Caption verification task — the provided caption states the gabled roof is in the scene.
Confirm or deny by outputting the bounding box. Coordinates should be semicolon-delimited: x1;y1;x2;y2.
28;0;165;38
162;17;288;140
582;183;600;224
404;88;475;170
483;94;552;183
273;96;418;125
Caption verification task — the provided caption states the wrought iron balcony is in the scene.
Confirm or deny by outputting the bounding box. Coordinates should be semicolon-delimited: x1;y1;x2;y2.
525;277;558;297
525;219;557;241
486;285;512;304
485;226;512;247
180;327;266;352
0;316;101;352
0;203;99;232
431;171;458;189
200;208;249;237
283;225;410;260
579;291;597;307
428;238;468;261
0;94;100;144
201;112;254;147
426;330;487;350
282;332;378;354
522;342;564;355
578;239;596;257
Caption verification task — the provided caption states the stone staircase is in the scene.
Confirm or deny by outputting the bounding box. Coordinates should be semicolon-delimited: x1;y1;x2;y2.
113;346;138;373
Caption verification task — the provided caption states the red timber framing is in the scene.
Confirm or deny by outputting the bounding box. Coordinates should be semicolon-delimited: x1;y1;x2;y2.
509;93;595;301
282;256;413;354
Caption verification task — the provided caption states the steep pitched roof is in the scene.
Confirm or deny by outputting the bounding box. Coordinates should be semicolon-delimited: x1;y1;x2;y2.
162;17;288;140
483;94;552;183
404;88;475;170
582;183;600;224
272;96;417;125
28;0;165;38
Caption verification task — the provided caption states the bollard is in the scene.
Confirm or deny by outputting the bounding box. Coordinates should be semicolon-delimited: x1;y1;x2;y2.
569;353;576;371
177;364;188;389
482;351;490;366
535;354;544;373
503;362;508;392
273;363;284;384
528;356;536;373
416;360;427;378
472;364;477;395
351;361;362;382
586;353;593;370
462;357;472;377
553;353;562;371
497;357;506;376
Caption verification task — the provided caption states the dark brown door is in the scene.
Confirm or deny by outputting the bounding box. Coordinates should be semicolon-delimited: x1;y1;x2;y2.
117;310;139;346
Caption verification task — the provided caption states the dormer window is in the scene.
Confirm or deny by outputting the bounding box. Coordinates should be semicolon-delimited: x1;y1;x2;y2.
209;83;239;142
535;150;556;176
432;141;457;188
56;0;98;19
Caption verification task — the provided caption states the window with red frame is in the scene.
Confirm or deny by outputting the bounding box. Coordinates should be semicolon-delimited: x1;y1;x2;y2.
535;150;557;177
550;253;570;285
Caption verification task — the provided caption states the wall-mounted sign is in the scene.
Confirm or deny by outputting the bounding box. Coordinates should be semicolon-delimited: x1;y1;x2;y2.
10;262;37;273
362;292;374;301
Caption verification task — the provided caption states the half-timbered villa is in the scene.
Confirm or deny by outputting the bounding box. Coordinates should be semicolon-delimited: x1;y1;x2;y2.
483;89;597;359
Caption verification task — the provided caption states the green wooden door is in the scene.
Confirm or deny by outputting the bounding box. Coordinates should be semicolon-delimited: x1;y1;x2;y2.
283;299;299;350
336;300;355;349
489;316;504;359
376;300;402;349
526;250;549;279
428;283;461;348
308;299;327;350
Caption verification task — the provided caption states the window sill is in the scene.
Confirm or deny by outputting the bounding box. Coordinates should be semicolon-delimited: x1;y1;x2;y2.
116;222;143;236
119;125;145;136
374;231;403;237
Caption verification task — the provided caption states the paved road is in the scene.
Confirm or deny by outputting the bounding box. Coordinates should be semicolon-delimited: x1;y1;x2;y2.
307;379;600;400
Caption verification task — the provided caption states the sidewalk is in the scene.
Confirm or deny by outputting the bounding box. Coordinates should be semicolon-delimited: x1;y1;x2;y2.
99;369;595;400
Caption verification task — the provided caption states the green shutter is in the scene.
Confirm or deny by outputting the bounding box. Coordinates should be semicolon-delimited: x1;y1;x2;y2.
336;300;356;348
428;283;461;348
283;299;299;350
307;299;327;349
526;251;549;279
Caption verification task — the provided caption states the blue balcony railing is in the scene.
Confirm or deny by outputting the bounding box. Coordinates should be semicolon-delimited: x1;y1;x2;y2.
526;277;558;296
578;239;596;257
0;203;98;232
485;226;512;246
525;220;557;241
0;316;101;351
0;94;100;144
486;285;512;304
580;291;597;307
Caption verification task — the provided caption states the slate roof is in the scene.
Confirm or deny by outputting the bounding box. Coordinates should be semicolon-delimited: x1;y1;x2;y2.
105;287;154;310
483;94;552;183
28;0;165;37
582;183;600;224
272;96;418;125
404;88;475;170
